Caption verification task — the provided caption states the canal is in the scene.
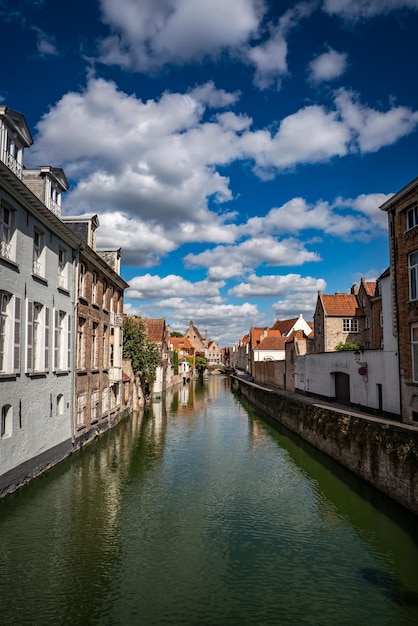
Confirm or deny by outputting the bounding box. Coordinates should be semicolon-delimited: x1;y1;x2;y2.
1;375;418;625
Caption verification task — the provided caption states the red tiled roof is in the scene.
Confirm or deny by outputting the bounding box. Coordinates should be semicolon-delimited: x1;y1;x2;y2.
321;294;363;316
363;281;377;297
255;335;286;351
143;318;165;342
250;327;265;345
271;318;298;334
171;336;193;350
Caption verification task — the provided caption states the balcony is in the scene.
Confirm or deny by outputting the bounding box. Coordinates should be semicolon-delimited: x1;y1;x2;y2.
5;152;22;179
47;197;61;217
0;239;12;260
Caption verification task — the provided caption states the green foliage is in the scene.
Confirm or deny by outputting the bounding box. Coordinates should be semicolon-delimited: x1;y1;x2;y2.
195;355;208;375
170;331;183;337
335;341;362;351
173;349;179;375
123;316;161;381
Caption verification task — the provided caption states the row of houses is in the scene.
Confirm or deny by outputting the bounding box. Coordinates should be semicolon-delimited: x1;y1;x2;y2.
0;106;134;496
232;176;418;425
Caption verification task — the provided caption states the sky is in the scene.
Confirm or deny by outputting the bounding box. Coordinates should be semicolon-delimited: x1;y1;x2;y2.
1;0;418;347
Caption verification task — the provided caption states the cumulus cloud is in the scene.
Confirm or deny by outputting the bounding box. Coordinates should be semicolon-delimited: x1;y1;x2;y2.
308;48;348;83
126;274;224;300
322;0;418;20
98;0;263;70
228;273;326;298
185;237;321;279
27;79;413;270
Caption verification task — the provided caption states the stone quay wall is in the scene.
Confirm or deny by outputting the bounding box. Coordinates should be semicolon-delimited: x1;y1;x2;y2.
232;376;418;515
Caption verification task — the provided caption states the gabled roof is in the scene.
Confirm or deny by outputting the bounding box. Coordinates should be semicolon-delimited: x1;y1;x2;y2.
171;336;193;350
362;280;377;297
271;318;298;335
143;318;165;343
320;294;363;316
255;335;286;351
250;327;265;345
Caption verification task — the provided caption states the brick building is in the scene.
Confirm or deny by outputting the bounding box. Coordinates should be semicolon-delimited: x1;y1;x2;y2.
381;177;418;422
63;215;129;443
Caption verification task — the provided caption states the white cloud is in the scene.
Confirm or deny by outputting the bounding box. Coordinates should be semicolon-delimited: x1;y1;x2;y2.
228;273;326;298
271;291;318;318
98;0;263;70
308;48;348;83
31;26;58;57
126;274;224;300
185;237;321;279
335;88;418;152
322;0;418;20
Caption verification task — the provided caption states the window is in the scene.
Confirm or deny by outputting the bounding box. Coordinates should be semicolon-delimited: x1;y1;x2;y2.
412;325;418;382
56;394;64;416
58;248;67;289
409;251;418;301
77;317;86;369
92;322;99;369
1;404;12;437
79;263;86;298
103;325;108;368
343;318;359;333
54;310;70;371
407;206;418;230
33;228;44;276
102;388;109;414
0;203;13;260
0;292;21;374
77;394;86;427
365;315;370;330
91;390;99;422
92;273;98;304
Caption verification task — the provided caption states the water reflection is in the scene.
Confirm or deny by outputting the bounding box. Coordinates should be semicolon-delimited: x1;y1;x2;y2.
0;375;417;626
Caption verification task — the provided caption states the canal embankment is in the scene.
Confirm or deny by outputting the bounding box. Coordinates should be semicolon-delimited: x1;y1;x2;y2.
232;374;418;515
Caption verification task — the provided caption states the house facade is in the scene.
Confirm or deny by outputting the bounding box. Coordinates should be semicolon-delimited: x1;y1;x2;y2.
63;216;129;444
0;107;81;495
381;177;418;423
143;318;173;397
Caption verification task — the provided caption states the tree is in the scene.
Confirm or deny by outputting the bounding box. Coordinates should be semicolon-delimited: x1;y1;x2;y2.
335;341;362;351
123;316;161;386
195;355;208;376
170;331;183;337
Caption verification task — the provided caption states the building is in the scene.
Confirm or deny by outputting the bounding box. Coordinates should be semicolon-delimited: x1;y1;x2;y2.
380;177;418;423
142;318;173;397
0;106;81;495
63;216;129;444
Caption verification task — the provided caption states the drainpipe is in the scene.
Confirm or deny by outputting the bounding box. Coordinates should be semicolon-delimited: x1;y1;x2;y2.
390;205;403;420
69;246;80;445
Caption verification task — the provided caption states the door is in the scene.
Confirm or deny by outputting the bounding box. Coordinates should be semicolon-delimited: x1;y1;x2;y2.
334;372;350;405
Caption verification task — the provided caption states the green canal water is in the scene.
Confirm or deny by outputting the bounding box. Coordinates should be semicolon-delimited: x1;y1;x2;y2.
1;376;418;625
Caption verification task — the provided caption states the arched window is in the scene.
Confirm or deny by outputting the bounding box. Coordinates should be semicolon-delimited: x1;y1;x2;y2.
56;394;64;416
1;404;12;437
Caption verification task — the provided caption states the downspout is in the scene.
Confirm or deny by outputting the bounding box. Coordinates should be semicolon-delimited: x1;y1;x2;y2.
390;205;403;420
69;246;80;445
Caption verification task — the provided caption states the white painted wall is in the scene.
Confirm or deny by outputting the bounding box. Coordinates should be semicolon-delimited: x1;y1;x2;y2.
253;349;285;362
0;180;77;481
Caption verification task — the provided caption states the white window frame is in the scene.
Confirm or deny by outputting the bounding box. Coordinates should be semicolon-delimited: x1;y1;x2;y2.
412;325;418;383
79;263;86;298
77;393;87;427
58;247;67;289
409;251;418;301
54;309;70;371
407;206;418;231
77;317;86;370
0;203;14;261
56;394;65;416
342;318;359;333
33;228;45;277
92;272;98;304
92;321;99;369
1;292;21;374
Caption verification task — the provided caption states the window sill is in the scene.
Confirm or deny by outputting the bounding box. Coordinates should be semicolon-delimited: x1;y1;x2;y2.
0;255;19;271
78;296;88;305
76;424;86;431
91;368;100;374
0;373;17;380
76;369;88;376
32;273;48;286
92;303;100;310
54;370;69;376
26;371;48;378
58;286;70;295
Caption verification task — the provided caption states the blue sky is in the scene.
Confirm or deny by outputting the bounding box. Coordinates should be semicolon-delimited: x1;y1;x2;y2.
1;0;418;346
